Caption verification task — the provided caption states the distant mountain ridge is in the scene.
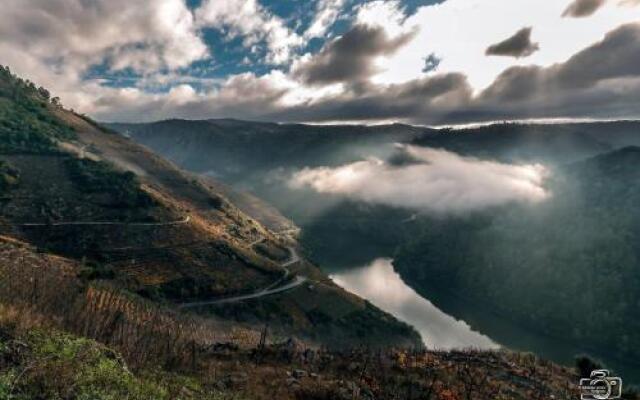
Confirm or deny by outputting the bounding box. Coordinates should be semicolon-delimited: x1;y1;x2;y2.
110;119;640;171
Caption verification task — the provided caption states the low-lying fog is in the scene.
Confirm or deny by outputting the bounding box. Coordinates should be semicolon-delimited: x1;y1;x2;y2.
289;145;549;213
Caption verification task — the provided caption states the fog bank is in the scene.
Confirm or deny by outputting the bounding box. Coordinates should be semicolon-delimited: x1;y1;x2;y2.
289;145;549;213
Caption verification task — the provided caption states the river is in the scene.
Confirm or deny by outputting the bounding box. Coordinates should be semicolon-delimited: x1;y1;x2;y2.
330;258;497;350
327;257;640;384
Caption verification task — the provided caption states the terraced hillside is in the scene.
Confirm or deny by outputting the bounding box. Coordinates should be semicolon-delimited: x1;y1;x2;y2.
0;65;419;349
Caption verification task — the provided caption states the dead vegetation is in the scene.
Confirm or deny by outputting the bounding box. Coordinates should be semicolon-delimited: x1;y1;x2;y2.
0;238;265;370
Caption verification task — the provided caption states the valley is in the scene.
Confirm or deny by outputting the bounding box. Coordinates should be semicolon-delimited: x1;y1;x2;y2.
114;117;640;385
5;1;640;398
0;63;636;398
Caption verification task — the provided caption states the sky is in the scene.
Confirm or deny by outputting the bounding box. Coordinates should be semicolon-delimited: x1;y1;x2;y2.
2;0;640;125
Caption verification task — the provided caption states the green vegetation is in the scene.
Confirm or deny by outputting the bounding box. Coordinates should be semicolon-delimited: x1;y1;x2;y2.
0;65;74;154
394;147;640;360
0;329;245;400
64;158;154;209
110;116;640;378
0;161;19;192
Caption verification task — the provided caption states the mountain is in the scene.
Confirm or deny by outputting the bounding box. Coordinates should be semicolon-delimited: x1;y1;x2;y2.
111;119;640;176
110;116;640;381
0;65;602;399
410;121;640;164
109;118;640;265
109;119;427;179
394;146;640;362
0;65;421;351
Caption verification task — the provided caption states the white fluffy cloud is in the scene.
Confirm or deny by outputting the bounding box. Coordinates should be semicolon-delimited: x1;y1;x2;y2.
367;0;640;89
289;145;549;213
2;0;640;125
305;0;346;39
196;0;303;64
0;0;207;74
0;0;211;114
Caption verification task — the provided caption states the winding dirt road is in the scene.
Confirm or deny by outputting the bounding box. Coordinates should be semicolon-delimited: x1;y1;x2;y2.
179;245;307;308
12;216;191;227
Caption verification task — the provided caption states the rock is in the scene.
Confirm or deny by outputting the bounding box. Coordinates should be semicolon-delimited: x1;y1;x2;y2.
362;387;376;400
347;362;360;372
286;377;299;387
293;369;308;379
179;386;195;398
223;372;248;389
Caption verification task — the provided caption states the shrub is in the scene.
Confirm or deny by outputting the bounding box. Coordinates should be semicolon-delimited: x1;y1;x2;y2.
0;65;75;154
0;160;19;191
64;158;154;209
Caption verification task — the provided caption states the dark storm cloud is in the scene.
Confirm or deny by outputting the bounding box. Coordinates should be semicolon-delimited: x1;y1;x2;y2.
562;0;607;17
485;27;539;58
292;24;417;85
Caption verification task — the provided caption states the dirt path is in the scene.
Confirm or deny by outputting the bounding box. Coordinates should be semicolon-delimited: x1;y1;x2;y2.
10;216;190;227
179;245;306;308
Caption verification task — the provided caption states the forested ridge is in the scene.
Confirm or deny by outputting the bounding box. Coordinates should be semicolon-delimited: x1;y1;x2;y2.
394;146;640;359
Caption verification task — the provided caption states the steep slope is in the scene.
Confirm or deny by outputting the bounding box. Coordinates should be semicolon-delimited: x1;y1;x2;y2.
111;116;640;381
394;146;640;362
0;66;621;399
0;65;419;349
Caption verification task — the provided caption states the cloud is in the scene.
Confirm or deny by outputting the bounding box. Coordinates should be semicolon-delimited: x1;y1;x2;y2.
476;22;640;120
304;0;346;39
0;0;208;74
263;72;473;124
293;24;417;86
88;22;640;127
486;27;540;58
365;0;640;90
278;23;640;125
4;1;640;127
289;145;549;213
195;0;302;64
562;0;607;17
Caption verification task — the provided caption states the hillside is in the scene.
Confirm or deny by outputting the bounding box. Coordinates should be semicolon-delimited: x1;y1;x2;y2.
110;115;640;383
0;321;584;400
0;66;608;399
394;146;640;363
0;65;421;351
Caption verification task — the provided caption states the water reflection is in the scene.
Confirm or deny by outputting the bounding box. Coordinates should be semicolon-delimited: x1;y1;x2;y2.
331;258;498;350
